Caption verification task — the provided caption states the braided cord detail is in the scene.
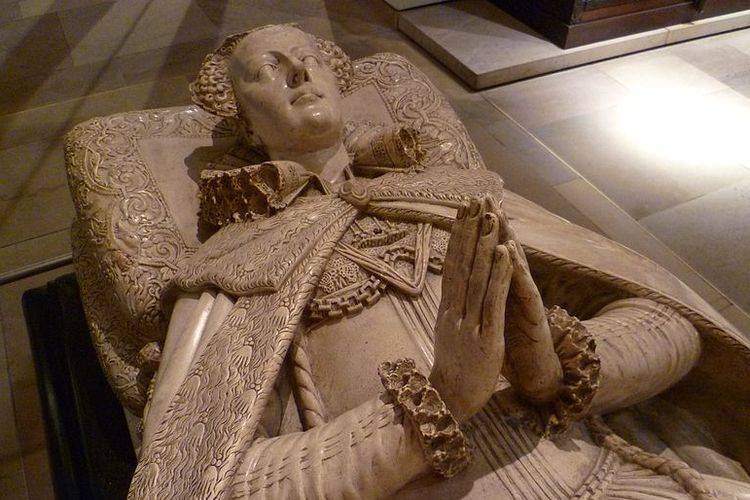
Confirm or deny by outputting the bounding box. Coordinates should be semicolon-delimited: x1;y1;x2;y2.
587;415;718;499
291;341;328;429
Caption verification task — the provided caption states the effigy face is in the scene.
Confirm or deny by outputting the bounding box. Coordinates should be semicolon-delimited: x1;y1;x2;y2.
228;26;344;155
65;24;750;499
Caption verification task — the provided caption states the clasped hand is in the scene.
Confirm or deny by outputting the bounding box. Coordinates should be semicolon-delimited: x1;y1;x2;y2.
430;197;563;423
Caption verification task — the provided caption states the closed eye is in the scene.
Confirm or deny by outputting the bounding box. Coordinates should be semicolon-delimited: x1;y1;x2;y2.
255;62;278;80
302;55;319;67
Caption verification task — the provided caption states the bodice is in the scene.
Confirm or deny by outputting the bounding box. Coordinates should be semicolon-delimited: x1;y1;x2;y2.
299;215;607;498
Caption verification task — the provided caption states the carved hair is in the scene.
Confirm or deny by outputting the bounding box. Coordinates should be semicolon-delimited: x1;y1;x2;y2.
189;24;353;119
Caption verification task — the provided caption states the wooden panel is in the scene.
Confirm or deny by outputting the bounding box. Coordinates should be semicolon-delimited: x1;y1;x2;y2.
697;0;750;18
490;0;573;47
493;0;749;48
566;3;697;46
580;0;690;22
532;0;585;23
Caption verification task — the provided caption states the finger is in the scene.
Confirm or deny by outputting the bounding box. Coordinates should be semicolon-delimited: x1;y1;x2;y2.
464;211;499;328
484;195;499;219
482;244;513;340
506;241;562;403
441;200;468;286
507;240;548;338
498;211;532;272
445;197;484;316
497;210;513;243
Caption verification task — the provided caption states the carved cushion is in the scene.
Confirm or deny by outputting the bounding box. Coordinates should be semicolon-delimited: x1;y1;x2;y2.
64;53;484;414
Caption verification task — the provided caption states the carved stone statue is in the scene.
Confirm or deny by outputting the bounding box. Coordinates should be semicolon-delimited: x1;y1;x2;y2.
65;24;750;499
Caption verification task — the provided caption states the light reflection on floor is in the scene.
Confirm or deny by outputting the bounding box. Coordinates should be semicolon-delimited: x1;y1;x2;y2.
619;87;750;169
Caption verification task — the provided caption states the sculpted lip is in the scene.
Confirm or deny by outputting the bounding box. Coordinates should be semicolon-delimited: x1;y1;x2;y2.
291;88;323;105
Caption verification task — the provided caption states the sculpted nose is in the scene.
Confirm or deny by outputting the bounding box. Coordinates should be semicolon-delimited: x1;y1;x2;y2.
288;57;310;88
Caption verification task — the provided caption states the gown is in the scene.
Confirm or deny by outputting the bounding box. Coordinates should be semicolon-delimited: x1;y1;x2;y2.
131;163;750;498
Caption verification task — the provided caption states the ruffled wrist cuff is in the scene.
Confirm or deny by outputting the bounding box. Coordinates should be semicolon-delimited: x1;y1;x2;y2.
537;306;601;436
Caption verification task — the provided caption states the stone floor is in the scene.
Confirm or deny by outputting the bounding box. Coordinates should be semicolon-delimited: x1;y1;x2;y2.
398;0;750;88
0;1;748;497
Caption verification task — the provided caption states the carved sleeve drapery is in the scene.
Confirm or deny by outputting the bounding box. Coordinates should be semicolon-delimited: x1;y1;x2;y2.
231;397;429;499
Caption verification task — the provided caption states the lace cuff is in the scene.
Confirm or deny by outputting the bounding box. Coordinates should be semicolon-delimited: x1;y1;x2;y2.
538;306;601;435
378;358;472;478
199;161;319;226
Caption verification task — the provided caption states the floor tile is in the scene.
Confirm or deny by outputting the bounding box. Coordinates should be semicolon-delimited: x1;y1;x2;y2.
0;75;191;150
465;119;602;234
323;0;396;28
0;12;72;80
668;33;750;84
723;26;750;57
114;37;219;86
0;58;127;116
195;2;324;40
530;94;750;219
0;1;21;23
9;372;46;453
191;2;391;49
474;98;581;187
0;314;22;462
195;0;395;30
0;138;73;249
554;177;729;308
600;51;728;96
640;180;750;312
0;229;70;278
18;0;112;18
0;264;74;499
196;0;326;21
483;65;630;129
193;0;296;33
666;9;750;44
712;29;750;98
59;0;217;67
22;447;53;500
725;67;750;99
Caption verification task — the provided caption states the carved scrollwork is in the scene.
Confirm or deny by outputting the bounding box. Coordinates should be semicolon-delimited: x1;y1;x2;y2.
65;107;234;413
65;53;475;415
348;54;484;172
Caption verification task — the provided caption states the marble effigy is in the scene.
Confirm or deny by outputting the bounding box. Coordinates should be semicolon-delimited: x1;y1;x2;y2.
64;24;750;499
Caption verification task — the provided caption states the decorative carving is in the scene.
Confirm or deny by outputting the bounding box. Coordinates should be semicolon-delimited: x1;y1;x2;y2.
65;108;233;413
347;55;485;172
63;24;750;500
378;358;472;478
538;306;600;436
307;217;447;321
587;415;717;500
